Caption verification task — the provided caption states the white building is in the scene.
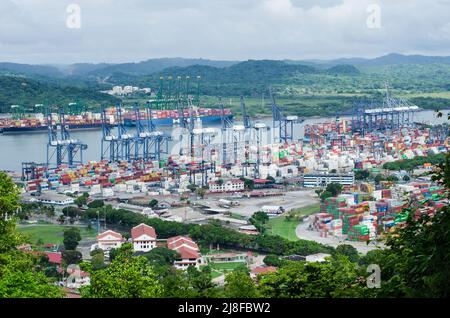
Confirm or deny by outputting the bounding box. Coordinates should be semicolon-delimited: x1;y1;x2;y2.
36;193;74;205
303;173;354;188
167;236;203;270
95;230;125;252
131;223;157;252
66;271;90;289
305;253;332;263
208;179;245;193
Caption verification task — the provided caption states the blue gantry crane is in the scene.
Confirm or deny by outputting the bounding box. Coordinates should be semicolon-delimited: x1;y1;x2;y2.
219;97;233;165
270;88;303;144
46;106;88;169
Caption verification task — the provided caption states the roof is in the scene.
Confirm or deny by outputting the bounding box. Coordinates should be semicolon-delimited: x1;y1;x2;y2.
176;246;200;259
167;236;199;251
131;223;157;240
253;179;270;184
251;266;277;275
97;230;124;241
45;252;62;264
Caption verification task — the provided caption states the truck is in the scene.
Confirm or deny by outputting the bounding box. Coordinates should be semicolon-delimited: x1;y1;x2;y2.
260;205;285;215
218;198;240;207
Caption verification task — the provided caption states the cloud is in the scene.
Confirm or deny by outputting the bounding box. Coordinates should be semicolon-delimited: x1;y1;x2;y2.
0;0;449;64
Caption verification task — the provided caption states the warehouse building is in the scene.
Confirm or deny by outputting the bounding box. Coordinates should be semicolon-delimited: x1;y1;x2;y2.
303;173;354;188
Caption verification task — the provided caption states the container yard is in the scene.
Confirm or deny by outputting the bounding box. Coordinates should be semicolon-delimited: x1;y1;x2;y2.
4;83;449;253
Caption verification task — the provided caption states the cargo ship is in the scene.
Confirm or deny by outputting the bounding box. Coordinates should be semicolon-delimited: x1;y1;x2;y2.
123;107;233;127
0;107;233;134
0;112;105;134
0;122;104;134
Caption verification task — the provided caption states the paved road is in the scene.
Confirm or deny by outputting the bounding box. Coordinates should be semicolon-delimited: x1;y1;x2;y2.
228;190;320;218
295;217;385;254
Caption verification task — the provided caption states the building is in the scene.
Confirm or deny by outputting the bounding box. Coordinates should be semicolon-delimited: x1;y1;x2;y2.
205;252;249;264
238;225;259;235
35;193;74;205
66;270;90;289
250;266;277;280
95;230;125;252
44;251;62;265
305;253;331;263
208;179;245;193
303;173;354;188
131;223;157;252
167;236;203;269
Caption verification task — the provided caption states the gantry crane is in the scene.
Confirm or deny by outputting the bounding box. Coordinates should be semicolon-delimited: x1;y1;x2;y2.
46;106;88;169
270;88;303;144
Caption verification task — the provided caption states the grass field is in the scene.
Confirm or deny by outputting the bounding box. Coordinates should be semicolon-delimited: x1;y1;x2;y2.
18;224;97;245
210;270;223;279
287;204;320;218
267;217;300;241
266;204;320;241
209;262;247;271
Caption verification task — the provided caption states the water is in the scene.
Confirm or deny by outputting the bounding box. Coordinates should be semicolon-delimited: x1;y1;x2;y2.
0;110;446;172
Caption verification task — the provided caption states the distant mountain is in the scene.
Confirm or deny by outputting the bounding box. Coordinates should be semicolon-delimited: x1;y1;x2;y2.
0;75;119;113
0;62;63;77
306;53;450;67
107;60;360;96
325;64;360;75
59;63;113;76
82;58;239;78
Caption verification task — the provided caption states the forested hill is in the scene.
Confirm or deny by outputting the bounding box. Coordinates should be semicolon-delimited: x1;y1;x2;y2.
108;60;360;96
0;76;119;112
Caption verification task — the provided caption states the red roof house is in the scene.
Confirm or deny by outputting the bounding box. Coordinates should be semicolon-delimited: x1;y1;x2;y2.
131;223;157;252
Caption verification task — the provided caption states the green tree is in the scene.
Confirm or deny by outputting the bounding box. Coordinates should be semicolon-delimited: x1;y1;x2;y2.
263;254;288;267
354;169;370;180
224;270;259;298
0;172;62;298
387;175;399;182
81;248;163;298
187;184;197;192
315;189;323;198
142;247;179;266
87;199;104;209
0;171;20;220
63;227;81;250
91;251;106;271
196;188;206;199
335;244;359;263
325;183;342;197
320;190;333;201
149;199;158;208
75;195;88;207
374;174;384;185
186;266;221;297
62;250;83;265
402;175;411;182
259;256;363;298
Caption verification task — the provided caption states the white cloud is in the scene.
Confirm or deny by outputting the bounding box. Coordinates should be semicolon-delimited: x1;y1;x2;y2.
0;0;449;63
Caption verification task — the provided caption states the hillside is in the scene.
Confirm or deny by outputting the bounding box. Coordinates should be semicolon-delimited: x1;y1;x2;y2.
0;62;63;78
79;58;239;78
110;60;360;96
309;53;450;67
0;75;120;113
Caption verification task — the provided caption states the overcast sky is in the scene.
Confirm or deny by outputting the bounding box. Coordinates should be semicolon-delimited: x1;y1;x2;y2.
1;0;450;64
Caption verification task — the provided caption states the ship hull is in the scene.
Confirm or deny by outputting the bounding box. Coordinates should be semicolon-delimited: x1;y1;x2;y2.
124;115;233;127
0;123;104;134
